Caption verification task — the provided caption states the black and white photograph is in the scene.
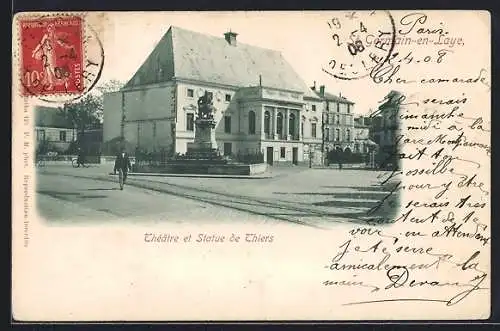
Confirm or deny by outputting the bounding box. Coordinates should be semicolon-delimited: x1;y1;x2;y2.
34;21;403;225
12;11;490;321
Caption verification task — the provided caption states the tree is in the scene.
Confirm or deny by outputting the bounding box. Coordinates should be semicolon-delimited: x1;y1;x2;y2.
60;93;103;135
58;80;124;155
95;79;124;95
59;79;124;134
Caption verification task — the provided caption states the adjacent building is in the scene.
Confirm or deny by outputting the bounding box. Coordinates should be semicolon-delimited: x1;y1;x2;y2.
103;26;323;165
353;115;376;155
320;88;355;156
369;90;401;151
369;90;402;169
35;106;76;153
310;84;369;162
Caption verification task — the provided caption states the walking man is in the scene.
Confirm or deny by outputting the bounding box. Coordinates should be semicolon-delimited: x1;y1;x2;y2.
114;149;132;190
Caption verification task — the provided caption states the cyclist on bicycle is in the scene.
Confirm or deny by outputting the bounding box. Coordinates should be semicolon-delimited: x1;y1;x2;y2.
114;149;132;190
76;147;86;168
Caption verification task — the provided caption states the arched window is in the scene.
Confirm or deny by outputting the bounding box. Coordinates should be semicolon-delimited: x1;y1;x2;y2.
248;111;256;134
264;111;271;134
289;113;296;136
277;112;284;137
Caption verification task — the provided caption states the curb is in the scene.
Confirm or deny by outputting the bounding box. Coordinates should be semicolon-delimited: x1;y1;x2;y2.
108;172;274;179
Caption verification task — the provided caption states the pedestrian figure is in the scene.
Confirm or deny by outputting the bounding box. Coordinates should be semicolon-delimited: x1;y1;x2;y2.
114;149;132;190
76;147;86;167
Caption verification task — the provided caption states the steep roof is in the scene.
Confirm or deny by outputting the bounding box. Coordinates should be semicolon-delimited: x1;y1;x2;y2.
124;26;318;98
378;90;403;110
322;91;354;104
35;106;73;128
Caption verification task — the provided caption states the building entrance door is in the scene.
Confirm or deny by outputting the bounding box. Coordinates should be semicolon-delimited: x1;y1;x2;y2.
223;142;232;156
266;147;274;165
292;147;298;165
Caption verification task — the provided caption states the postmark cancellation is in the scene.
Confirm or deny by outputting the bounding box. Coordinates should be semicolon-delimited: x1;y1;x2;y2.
15;13;104;102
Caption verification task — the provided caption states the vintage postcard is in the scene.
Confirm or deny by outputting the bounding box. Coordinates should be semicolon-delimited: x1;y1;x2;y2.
12;11;491;321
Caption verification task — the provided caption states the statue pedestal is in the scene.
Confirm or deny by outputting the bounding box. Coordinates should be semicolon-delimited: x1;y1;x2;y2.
186;118;218;157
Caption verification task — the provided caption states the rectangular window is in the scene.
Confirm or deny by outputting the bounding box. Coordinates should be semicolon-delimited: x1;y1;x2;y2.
225;94;231;102
280;147;286;158
59;130;66;142
186;113;194;131
224;116;231;133
336;128;340;141
187;88;194;97
336;115;340;125
347;104;350;114
311;123;317;138
223;142;232;156
301;122;304;137
312;104;316;112
36;129;45;141
337;103;340;112
248;111;256;134
324;128;329;141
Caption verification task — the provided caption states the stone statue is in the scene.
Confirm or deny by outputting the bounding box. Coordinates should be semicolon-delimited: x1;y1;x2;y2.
197;91;215;120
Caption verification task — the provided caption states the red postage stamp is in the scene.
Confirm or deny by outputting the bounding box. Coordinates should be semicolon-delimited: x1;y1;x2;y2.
19;15;84;96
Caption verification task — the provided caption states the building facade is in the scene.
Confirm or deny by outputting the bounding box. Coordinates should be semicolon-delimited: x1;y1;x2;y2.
35;106;76;153
353;115;376;154
103;27;323;165
309;85;357;161
369;90;402;169
369;90;402;151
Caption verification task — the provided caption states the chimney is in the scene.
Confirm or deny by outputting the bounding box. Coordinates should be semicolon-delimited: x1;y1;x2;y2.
319;85;325;97
311;81;316;90
259;74;262;86
339;92;342;98
224;30;238;46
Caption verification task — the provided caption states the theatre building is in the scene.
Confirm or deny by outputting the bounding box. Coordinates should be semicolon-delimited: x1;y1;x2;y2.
103;26;323;165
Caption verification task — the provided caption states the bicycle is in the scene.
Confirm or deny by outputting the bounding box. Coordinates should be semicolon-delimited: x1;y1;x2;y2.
72;157;89;168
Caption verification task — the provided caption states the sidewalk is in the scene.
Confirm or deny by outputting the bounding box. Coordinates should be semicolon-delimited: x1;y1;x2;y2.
37;163;279;180
311;164;377;170
36;162;386;180
114;172;274;179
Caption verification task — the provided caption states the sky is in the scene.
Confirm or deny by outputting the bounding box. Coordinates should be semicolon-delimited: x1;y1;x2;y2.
90;11;395;114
